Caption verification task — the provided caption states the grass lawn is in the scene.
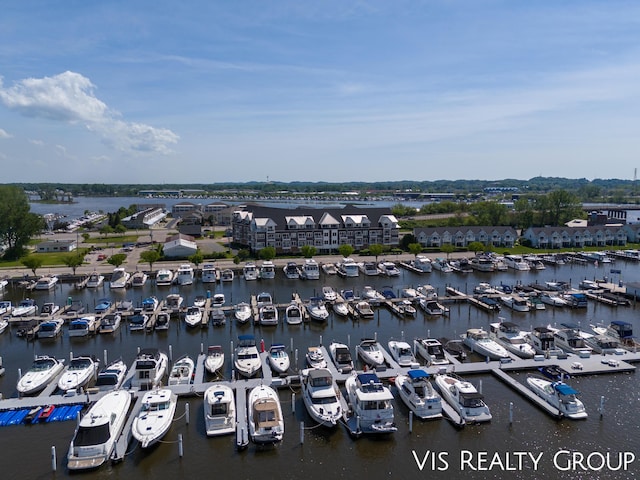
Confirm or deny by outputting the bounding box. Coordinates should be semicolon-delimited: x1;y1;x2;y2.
89;235;140;245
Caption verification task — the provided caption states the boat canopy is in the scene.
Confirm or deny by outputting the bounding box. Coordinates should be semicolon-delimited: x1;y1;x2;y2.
554;383;578;396
407;370;430;380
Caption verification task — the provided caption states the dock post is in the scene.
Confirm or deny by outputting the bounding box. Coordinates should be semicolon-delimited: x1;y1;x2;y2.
51;446;57;472
409;411;413;433
291;393;296;414
169;345;173;362
295;349;298;370
509;402;513;425
299;421;304;444
319;334;323;346
478;379;483;394
374;331;377;342
178;434;183;458
401;330;404;341
18;368;22;379
200;343;204;355
77;410;81;426
347;334;351;348
290;337;294;354
70;351;73;361
186;402;190;425
599;396;605;417
103;349;108;366
427;329;430;338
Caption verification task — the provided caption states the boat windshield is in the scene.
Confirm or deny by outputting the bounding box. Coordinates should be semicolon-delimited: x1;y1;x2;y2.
210;403;228;416
74;423;110;447
32;359;55;371
142;400;171;412
460;393;485;408
311;395;338;405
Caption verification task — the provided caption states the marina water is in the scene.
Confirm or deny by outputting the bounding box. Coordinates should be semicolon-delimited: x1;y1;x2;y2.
1;256;639;479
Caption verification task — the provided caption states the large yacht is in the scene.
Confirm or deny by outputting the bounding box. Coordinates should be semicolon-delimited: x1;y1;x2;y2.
176;264;195;285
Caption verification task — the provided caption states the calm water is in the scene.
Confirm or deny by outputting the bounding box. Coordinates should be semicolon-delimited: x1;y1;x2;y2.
0;259;638;479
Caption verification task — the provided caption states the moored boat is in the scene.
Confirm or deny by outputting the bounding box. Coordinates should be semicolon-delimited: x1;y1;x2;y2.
434;373;492;423
168;355;194;386
57;355;98;392
301;367;343;427
17;355;65;395
344;372;397;434
94;359;127;392
267;344;290;374
131;388;178;448
234;335;261;378
328;341;354;373
131;348;168;390
526;376;588;420
204;345;224;374
204;385;236;436
413;338;450;366
248;384;284;443
395;370;443;420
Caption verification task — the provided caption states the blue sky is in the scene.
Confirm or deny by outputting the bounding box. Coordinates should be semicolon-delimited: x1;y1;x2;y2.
1;1;639;184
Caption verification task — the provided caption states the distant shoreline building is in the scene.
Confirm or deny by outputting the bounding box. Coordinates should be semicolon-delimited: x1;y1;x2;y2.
232;205;399;254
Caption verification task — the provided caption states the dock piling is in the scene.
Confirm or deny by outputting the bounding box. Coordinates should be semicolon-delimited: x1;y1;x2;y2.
185;402;190;424
51;446;57;472
299;421;304;444
178;434;183;458
599;396;605;417
169;345;173;362
509;402;513;425
291;393;296;415
103;349;108;366
409;411;413;433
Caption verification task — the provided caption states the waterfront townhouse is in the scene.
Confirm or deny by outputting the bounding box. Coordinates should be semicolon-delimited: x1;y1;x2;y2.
163;233;198;258
232;206;399;254
522;226;628;249
413;226;517;249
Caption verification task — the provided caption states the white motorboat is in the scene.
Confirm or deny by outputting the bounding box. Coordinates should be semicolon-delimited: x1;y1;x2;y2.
356;339;385;367
591;321;640;351
234;302;252;324
132;388;178;448
489;321;536;359
131;349;169;390
210;307;226;326
17;355;65;395
204;345;224;374
94;359;127;391
176;264;195;285
526;377;588;420
321;263;337;275
399;299;417;317
248;384;284;444
0;300;12;316
68;316;98;337
212;292;225;307
259;260;276;279
259;304;279;326
256;291;272;308
526;326;562;356
235;335;262;378
38;318;64;338
419;298;448;315
328;342;354;373
336;258;359;277
306;346;327;369
387;340;419;367
345;372;397;434
154;311;171;331
395;370;443;420
301;368;343;427
359;261;379;276
434;373;492;423
155;269;174;286
354;300;374;319
94;298;113;314
86;271;104;288
362;286;385;305
268;344;290;374
332;301;349;317
412;254;433;273
462;328;511;360
165;293;184;311
12;298;37;317
300;258;320;280
285;302;303;325
378;261;400;277
469;255;495;272
201;263;219;283
243;262;259;281
109;267;130;289
40;302;60;316
307;297;329;321
130;270;148;288
504;254;531;271
539;293;569;307
432;258;453;273
204;385;236;436
67;390;132;470
413;338;450;366
0;316;7;335
550;324;593;356
184;306;203;328
128;309;149;331
168;355;195;385
283;261;301;279
584;334;625;355
416;284;437;299
142;296;159;313
34;275;59;290
220;268;234;282
500;295;530;312
57;355;98;392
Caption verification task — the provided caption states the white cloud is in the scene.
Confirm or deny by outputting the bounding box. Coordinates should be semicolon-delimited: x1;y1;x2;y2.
0;71;179;154
0;127;12;138
29;138;44;146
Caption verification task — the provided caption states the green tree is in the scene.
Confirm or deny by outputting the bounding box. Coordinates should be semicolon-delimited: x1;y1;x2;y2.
114;224;127;235
440;243;455;259
473;201;508;226
107;253;127;268
368;244;384;261
237;249;250;262
81;233;91;242
338;244;354;258
400;233;417;250
62;252;85;275
21;255;44;276
188;251;204;267
0;186;44;259
100;225;114;238
259;246;276;261
140;250;161;270
408;243;423;257
467;241;485;254
300;245;317;258
514;198;535;229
